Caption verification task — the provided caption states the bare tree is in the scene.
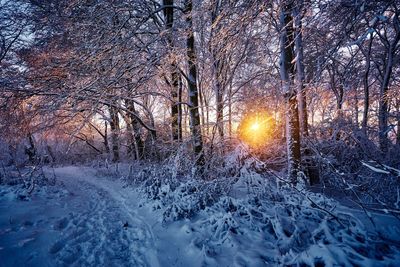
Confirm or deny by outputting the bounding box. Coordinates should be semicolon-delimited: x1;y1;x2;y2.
375;3;400;152
280;0;301;184
163;0;182;141
294;0;308;137
184;0;205;168
108;104;120;162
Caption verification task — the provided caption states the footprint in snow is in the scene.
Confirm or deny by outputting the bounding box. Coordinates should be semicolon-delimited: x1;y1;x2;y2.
53;217;69;230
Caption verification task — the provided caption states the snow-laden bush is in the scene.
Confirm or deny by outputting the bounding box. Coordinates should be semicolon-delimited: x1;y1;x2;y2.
308;126;400;210
130;145;243;221
0;163;55;191
133;163;232;222
133;146;400;266
167;173;400;266
161;178;232;222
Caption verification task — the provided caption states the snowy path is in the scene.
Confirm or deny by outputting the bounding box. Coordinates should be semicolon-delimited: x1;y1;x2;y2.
50;166;160;267
0;166;160;267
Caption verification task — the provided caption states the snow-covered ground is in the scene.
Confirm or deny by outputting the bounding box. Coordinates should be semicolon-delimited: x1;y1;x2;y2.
1;166;400;267
1;166;161;267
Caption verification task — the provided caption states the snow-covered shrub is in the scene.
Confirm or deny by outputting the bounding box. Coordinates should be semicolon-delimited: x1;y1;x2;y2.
0;163;56;197
190;181;400;266
133;161;233;222
161;178;232;222
133;145;400;265
311;127;400;209
0;165;25;186
131;147;240;222
167;142;195;178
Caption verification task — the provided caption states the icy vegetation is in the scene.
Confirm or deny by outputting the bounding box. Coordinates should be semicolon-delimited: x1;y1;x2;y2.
129;148;400;266
1;149;399;267
2;0;400;266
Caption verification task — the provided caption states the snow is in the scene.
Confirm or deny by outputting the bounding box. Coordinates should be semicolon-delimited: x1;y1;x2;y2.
0;166;159;267
361;161;391;174
1;165;400;266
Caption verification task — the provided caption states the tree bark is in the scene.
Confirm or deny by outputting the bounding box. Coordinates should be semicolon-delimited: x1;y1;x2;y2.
214;58;224;138
327;64;344;125
125;100;144;160
293;0;308;137
280;0;301;184
121;109;136;159
108;105;120;162
378;8;400;152
396;99;400;145
124;118;135;157
25;133;37;164
184;0;205;168
198;82;206;135
354;87;359;127
210;0;224;139
361;34;373;134
163;0;180;141
104;121;110;154
178;75;183;141
379;43;397;152
228;84;232;137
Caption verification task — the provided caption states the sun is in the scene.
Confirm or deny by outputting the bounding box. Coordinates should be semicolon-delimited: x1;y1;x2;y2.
250;122;260;131
238;112;274;149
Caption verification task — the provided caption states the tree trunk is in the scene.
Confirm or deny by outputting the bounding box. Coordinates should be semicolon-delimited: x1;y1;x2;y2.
396;99;400;145
125;118;135;157
198;82;206;135
214;58;224;139
103;121;110;154
378;11;400;152
293;0;308;137
126;100;144;160
228;83;232;137
379;42;395;152
121;108;136;159
184;0;205;168
178;75;183;141
210;1;224;139
361;34;373;134
25;133;37;164
145;107;157;158
397;119;400;146
170;70;180;141
163;0;180;141
328;65;344;129
183;104;188;138
354;87;359;127
108;105;120;162
280;0;301;184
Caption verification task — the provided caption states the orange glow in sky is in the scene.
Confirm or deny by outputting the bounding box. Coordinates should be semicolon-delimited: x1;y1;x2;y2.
238;112;274;149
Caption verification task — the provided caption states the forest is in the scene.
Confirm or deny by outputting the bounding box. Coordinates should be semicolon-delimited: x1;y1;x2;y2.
1;0;400;266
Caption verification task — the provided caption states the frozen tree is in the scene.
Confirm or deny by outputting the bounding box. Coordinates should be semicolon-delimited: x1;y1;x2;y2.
293;0;308;137
279;0;301;184
163;0;182;142
374;2;400;152
183;0;205;168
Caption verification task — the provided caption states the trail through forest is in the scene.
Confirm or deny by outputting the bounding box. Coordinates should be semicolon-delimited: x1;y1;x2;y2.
0;166;160;267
